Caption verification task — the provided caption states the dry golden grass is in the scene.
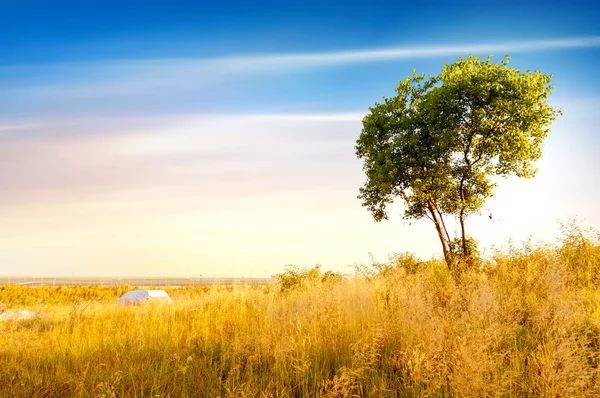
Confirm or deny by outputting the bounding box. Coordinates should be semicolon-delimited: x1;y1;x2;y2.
1;223;599;397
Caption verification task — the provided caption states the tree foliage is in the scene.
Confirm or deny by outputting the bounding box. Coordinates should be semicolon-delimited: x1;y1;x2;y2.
355;55;560;267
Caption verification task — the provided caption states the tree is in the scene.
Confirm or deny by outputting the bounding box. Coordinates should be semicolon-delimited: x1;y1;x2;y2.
355;55;560;268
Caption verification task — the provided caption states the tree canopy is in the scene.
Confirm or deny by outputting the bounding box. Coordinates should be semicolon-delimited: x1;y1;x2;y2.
355;55;560;267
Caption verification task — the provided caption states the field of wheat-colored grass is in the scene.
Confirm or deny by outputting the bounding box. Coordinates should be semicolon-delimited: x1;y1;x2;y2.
1;223;600;397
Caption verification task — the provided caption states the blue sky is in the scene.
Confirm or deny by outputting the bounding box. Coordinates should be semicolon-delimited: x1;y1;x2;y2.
2;1;598;62
1;1;599;277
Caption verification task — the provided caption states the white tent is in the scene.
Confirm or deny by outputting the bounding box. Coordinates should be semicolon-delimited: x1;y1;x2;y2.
117;290;172;305
0;309;36;321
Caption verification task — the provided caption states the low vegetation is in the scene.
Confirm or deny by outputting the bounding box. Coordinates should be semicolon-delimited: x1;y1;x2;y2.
1;223;599;397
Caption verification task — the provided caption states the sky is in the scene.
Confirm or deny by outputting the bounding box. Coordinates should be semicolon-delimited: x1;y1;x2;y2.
1;1;599;277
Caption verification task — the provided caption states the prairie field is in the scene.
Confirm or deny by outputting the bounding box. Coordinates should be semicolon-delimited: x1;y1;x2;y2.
1;224;600;397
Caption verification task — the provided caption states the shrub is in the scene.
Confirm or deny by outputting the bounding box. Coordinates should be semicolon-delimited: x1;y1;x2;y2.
273;264;344;291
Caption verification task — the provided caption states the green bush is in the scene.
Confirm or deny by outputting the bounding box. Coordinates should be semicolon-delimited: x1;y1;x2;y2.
273;264;344;291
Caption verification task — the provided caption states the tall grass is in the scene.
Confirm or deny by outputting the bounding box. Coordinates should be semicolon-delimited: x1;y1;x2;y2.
1;223;599;397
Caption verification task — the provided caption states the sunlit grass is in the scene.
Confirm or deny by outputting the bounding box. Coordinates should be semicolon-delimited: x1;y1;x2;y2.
1;223;599;397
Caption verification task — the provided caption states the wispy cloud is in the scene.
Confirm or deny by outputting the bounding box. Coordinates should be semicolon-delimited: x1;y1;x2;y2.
212;36;600;69
0;114;361;208
5;36;600;72
3;36;599;118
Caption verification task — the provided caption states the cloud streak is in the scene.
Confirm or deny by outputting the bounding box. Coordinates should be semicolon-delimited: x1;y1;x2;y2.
5;36;600;72
215;36;600;70
0;114;361;208
3;35;599;118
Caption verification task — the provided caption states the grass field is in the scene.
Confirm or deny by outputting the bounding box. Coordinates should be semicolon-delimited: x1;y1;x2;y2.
1;223;600;397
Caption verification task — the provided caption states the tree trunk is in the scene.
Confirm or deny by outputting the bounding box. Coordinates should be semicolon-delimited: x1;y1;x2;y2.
427;200;452;268
458;171;468;258
459;211;467;257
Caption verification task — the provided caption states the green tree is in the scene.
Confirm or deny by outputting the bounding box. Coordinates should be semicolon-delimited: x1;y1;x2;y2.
355;55;560;268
